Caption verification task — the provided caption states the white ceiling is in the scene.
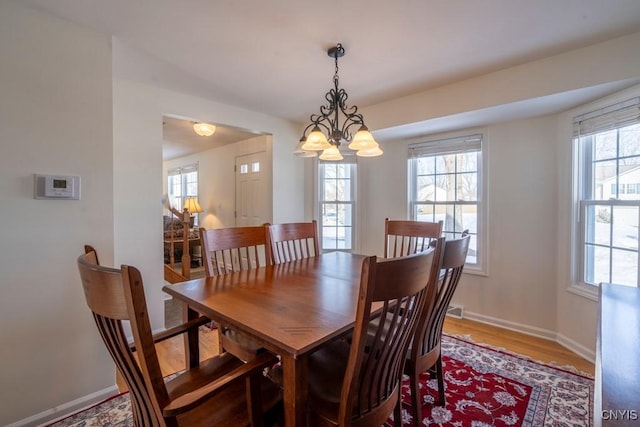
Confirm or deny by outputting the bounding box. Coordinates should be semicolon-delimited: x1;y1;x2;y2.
162;116;261;160
22;0;640;153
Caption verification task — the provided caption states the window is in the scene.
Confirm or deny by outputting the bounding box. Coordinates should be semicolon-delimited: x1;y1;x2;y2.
408;133;485;272
167;163;199;225
319;162;356;251
575;97;640;288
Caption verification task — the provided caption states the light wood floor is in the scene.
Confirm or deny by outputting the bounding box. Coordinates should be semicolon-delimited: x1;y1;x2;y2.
119;316;594;392
443;317;594;375
116;326;220;392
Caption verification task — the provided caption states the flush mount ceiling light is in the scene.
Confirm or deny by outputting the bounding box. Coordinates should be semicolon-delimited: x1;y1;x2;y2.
295;43;382;160
192;122;216;137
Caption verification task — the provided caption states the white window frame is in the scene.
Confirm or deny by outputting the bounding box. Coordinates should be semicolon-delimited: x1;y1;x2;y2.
318;160;357;252
408;131;488;275
573;97;640;295
167;163;199;226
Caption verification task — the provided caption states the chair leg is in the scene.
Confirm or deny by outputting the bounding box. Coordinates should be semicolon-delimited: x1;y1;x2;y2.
435;355;445;406
246;374;263;427
394;391;403;427
410;370;421;427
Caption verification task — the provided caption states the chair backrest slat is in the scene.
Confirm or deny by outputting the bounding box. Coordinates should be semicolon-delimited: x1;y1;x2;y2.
199;226;267;276
266;221;319;265
384;218;443;258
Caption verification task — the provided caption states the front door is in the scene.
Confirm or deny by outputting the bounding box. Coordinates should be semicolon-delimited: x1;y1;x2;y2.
235;151;268;226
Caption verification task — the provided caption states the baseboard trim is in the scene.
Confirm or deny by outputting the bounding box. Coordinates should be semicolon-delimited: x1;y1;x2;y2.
7;385;119;427
463;310;557;341
557;332;596;364
463;310;595;364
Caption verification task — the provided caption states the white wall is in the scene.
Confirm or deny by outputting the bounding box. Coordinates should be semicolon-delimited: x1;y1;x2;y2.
0;2;114;425
458;117;559;334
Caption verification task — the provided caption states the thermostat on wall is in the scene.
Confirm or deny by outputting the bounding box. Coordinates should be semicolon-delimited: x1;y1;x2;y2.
34;174;80;200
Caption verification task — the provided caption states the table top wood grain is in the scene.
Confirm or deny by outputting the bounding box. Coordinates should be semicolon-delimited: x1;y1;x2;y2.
163;251;366;357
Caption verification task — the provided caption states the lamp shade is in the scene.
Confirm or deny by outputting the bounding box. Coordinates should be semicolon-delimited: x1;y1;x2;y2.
301;126;331;151
193;122;216;136
356;145;384;157
183;196;203;213
293;139;318;157
348;126;378;151
319;145;343;161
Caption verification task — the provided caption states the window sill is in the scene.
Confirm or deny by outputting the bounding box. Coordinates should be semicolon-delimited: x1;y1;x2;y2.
566;282;599;302
463;265;488;277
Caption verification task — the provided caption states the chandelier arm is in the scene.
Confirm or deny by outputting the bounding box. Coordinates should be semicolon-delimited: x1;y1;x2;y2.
335;87;365;141
341;117;366;141
311;120;332;136
300;122;317;138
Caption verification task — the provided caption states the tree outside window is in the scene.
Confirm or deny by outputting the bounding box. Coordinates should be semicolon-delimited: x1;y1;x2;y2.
409;134;484;269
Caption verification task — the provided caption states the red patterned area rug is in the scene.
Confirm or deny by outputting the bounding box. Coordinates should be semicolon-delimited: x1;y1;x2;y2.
46;335;593;427
386;335;594;426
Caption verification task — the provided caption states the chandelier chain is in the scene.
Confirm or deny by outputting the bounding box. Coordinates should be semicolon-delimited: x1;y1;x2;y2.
333;47;340;87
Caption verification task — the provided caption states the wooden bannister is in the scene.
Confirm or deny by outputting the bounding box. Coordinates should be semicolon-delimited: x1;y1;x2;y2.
167;206;192;280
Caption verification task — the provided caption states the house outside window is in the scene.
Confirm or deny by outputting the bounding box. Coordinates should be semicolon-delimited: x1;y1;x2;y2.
575;97;640;288
408;133;486;273
167;163;199;226
319;161;356;252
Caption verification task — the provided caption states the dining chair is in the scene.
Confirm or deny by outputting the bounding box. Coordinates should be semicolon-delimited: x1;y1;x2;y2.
78;245;281;427
405;234;470;424
200;225;268;276
199;226;268;362
265;220;320;264
304;249;438;426
384;218;443;258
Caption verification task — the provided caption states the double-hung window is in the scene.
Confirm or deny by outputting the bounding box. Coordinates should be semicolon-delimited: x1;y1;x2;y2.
167;163;199;225
408;133;485;272
319;161;356;252
575;97;640;288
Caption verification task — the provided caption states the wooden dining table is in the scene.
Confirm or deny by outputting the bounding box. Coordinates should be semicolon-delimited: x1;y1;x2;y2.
162;251;369;427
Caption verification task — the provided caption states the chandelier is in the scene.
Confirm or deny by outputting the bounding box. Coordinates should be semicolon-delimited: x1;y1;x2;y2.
294;43;382;160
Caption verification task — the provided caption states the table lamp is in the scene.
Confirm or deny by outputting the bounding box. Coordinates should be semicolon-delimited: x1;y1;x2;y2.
183;196;203;228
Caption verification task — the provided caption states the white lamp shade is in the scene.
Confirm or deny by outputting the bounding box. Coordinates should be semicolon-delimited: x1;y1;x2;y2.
319;145;344;161
348;128;378;151
301;128;331;151
193;122;216;136
356;145;383;157
293;139;318;157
